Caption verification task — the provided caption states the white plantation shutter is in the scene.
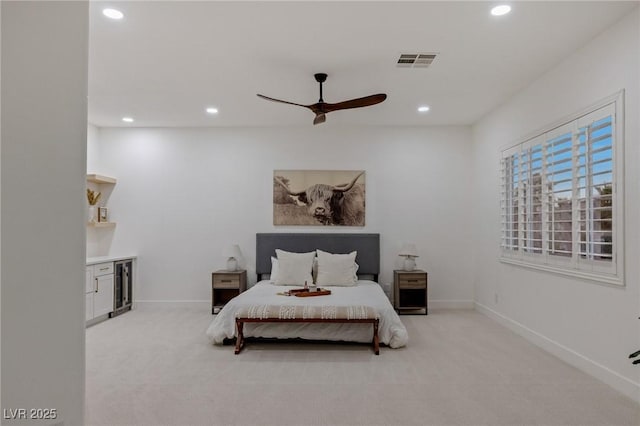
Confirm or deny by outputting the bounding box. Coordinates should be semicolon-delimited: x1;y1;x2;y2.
520;139;543;256
499;94;623;285
544;125;574;260
576;104;616;275
500;147;518;254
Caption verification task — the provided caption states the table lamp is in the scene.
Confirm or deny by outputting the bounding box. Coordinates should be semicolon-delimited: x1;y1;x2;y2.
399;243;419;271
223;244;241;271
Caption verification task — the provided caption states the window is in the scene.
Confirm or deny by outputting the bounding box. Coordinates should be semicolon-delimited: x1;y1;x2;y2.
500;93;623;285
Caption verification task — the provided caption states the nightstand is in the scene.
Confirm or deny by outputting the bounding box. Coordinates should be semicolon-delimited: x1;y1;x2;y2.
394;270;428;315
212;270;247;314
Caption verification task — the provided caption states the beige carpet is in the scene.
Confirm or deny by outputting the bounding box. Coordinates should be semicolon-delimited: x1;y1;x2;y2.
86;305;640;426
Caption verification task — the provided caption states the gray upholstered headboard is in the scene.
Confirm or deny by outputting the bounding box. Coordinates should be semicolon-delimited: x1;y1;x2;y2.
256;233;380;281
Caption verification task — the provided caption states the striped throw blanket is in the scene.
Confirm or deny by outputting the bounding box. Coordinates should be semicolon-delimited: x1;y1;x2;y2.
236;305;378;320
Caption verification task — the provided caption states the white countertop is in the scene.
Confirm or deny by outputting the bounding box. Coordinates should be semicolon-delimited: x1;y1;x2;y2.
87;255;137;265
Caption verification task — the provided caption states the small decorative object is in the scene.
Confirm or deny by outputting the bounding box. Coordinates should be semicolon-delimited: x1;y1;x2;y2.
86;189;101;223
309;284;317;292
98;207;108;223
399;243;419;271
88;206;96;223
223;244;241;271
86;189;101;205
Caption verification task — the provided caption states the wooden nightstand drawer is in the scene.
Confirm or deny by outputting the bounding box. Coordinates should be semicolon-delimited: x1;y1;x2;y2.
397;276;427;288
213;275;240;289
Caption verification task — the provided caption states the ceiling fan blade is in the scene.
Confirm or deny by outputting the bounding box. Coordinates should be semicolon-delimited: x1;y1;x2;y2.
313;113;326;125
258;74;386;125
257;94;310;109
323;94;387;112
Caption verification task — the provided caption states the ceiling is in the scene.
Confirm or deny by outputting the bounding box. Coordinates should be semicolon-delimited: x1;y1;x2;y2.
88;1;637;128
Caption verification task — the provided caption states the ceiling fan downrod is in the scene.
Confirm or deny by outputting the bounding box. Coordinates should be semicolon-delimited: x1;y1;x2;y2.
314;73;327;103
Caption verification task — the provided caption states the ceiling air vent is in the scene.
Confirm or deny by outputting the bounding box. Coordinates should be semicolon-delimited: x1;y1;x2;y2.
397;53;437;68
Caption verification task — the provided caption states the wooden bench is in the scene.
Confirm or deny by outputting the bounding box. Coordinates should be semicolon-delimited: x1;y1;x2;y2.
234;305;380;355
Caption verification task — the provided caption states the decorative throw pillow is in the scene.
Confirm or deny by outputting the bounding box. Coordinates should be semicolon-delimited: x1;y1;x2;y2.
269;257;279;283
273;249;315;286
315;249;358;286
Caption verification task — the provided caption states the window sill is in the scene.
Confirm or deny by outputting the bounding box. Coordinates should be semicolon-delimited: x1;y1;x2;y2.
499;257;624;287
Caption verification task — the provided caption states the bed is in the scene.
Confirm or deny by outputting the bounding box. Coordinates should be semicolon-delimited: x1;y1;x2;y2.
205;233;409;349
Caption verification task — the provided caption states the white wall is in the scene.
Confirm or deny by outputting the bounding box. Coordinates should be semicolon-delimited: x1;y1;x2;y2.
0;0;3;409
1;2;88;424
90;125;474;307
87;123;101;173
471;9;640;400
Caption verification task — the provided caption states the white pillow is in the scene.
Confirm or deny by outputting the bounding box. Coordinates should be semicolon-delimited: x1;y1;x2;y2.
312;257;358;284
315;249;358;286
269;256;279;283
312;257;318;283
273;249;315;286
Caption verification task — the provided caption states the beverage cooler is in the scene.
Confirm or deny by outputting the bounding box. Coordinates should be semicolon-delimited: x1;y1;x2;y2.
111;259;133;317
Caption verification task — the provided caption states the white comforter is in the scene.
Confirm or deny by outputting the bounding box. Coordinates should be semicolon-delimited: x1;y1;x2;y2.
206;280;408;348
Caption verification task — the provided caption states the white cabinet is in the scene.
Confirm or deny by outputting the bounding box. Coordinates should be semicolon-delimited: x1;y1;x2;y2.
85;267;94;293
85;293;94;321
86;262;114;324
85;268;94;321
94;273;114;317
93;261;114;276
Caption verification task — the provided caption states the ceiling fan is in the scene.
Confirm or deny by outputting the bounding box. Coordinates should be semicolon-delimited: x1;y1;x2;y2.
257;73;387;125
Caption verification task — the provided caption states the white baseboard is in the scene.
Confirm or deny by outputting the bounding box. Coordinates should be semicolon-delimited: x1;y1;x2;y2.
429;299;475;310
85;313;110;328
475;301;640;403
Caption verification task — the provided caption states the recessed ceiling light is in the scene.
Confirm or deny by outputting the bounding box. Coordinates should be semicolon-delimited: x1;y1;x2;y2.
122;117;134;123
491;5;511;16
206;107;219;114
418;106;430;113
103;8;124;20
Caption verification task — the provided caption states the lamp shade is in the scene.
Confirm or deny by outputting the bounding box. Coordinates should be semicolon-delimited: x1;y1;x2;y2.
223;244;241;259
399;243;418;257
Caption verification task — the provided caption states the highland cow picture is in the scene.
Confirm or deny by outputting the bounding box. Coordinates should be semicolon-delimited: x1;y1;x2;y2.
273;170;366;226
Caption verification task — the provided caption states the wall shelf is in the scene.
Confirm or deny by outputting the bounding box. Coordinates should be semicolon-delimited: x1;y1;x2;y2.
87;173;116;227
87;174;116;184
87;222;116;228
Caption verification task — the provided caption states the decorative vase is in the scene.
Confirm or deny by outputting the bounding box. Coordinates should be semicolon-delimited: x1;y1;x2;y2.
88;205;97;223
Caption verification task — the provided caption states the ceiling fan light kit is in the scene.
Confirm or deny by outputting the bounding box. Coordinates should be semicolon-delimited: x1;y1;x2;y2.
257;73;387;125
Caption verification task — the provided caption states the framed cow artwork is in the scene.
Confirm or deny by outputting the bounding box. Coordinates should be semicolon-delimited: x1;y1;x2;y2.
273;170;365;226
